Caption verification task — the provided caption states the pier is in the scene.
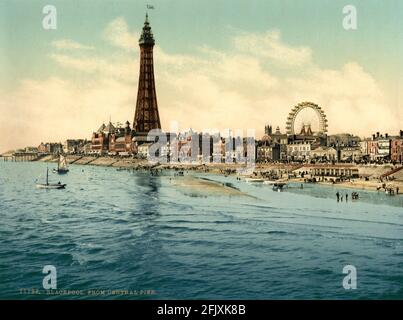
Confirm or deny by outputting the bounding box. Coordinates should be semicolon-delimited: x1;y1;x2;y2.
2;152;39;162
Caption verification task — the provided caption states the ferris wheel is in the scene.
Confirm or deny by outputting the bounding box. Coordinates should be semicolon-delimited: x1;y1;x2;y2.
285;102;328;135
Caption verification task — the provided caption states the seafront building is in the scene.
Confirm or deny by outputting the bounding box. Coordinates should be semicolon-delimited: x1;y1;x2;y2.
286;141;312;162
310;165;359;178
24;146;39;154
391;131;403;163
260;126;287;161
108;121;133;155
91;122;116;155
359;138;370;160
63;139;89;154
38;142;63;154
257;135;280;162
340;146;362;162
327;133;360;147
310;146;337;162
256;123;403;165
255;101;402;164
366;132;398;162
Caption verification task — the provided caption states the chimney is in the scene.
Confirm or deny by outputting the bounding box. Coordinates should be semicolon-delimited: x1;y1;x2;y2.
385;133;388;138
376;132;380;138
372;134;376;140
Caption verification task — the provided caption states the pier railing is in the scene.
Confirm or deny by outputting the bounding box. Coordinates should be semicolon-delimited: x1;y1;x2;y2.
2;152;40;162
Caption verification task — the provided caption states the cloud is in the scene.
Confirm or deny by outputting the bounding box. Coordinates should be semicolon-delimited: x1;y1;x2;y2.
286;62;382;99
0;77;136;152
52;39;95;50
48;53;138;83
103;17;139;51
233;30;312;67
0;18;401;153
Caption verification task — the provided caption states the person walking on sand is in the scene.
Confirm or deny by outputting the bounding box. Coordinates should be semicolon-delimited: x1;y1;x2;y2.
336;192;340;202
397;187;399;195
346;193;348;202
341;195;343;202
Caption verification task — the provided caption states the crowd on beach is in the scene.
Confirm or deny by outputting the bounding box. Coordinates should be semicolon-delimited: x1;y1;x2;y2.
335;186;399;202
376;183;399;195
336;191;359;202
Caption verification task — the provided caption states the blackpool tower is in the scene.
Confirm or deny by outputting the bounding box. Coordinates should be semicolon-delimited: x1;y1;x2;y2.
133;13;161;134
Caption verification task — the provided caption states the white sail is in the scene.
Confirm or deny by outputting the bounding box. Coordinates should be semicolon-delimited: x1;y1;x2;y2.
59;155;68;170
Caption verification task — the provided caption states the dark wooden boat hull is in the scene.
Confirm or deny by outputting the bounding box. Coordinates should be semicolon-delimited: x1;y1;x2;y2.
36;184;66;189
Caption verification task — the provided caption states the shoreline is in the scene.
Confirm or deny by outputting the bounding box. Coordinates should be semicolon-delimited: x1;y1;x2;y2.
3;154;403;194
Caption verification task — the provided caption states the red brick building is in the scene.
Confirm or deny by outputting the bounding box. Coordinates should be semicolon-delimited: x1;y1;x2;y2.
91;122;116;155
109;121;133;155
391;131;403;163
92;121;135;155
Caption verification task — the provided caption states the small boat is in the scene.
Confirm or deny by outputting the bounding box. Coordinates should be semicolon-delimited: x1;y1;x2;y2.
53;154;69;174
36;167;66;189
272;182;287;192
245;178;265;183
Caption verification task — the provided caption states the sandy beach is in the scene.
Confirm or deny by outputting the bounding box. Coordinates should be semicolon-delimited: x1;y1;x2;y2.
169;175;248;197
320;179;403;192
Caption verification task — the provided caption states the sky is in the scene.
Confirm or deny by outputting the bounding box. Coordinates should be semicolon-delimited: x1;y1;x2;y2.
0;0;402;152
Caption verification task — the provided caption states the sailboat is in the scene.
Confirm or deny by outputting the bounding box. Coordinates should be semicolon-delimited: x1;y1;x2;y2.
53;154;69;174
36;167;66;189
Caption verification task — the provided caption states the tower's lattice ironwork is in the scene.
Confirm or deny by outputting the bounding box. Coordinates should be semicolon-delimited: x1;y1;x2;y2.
133;14;161;133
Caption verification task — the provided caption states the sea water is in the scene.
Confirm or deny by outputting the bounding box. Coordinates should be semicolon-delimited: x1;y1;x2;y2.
0;161;402;299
